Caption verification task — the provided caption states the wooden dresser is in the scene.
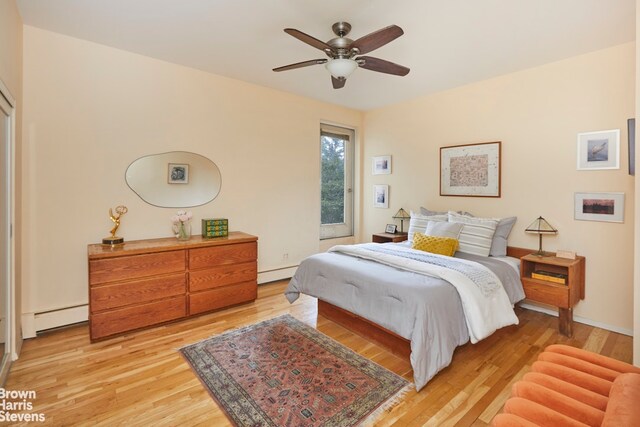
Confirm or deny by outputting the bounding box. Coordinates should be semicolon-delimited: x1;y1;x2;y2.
88;232;258;340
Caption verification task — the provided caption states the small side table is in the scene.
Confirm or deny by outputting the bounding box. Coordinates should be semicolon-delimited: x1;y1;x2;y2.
520;253;586;337
372;232;408;243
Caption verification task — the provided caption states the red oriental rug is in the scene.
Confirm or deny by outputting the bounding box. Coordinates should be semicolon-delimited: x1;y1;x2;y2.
180;314;409;426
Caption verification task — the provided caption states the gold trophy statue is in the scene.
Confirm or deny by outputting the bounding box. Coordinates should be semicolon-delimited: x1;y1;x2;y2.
102;205;128;245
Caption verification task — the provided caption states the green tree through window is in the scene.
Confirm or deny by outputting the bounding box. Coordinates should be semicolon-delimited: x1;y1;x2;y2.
321;135;345;224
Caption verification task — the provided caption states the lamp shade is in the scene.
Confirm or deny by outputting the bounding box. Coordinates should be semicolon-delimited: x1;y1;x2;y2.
325;59;358;78
393;208;411;220
525;216;557;256
392;208;411;233
525;216;558;234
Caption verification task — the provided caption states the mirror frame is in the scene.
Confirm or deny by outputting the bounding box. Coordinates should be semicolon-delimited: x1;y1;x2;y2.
125;151;222;208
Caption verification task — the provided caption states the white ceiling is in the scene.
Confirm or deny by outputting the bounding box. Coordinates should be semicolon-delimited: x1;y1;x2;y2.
16;0;635;111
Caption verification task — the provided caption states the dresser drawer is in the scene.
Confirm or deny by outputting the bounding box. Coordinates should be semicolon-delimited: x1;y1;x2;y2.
189;242;257;270
90;295;186;340
90;273;186;313
189;281;257;315
523;279;569;308
89;250;185;285
189;261;257;292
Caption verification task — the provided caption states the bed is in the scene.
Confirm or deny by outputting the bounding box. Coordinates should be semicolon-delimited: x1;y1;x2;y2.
285;210;529;391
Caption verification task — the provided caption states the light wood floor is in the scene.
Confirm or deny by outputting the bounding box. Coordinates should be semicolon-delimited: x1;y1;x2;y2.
6;280;633;426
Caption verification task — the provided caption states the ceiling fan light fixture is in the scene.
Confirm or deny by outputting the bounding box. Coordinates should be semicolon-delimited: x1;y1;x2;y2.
325;58;358;78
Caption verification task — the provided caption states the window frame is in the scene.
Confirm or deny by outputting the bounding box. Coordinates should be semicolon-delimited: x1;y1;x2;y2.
319;123;355;240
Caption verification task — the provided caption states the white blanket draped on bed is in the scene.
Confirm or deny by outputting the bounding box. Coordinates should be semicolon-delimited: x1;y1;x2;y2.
328;243;519;343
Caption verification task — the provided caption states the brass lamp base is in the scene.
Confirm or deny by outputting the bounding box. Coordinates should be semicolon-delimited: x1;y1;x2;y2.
102;236;124;245
533;250;552;257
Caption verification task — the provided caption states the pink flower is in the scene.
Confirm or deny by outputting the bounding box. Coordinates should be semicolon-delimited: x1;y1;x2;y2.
171;211;192;224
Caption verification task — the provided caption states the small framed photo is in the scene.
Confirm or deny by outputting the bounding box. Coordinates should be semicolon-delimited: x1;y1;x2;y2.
574;192;624;223
168;163;189;184
372;155;391;175
385;224;397;234
577;129;620;170
373;184;389;208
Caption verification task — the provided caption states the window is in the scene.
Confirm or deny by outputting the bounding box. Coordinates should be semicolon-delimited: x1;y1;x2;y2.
320;124;354;239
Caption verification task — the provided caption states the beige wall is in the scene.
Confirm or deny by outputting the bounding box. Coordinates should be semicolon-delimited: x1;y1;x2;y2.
21;26;362;321
0;0;22;95
0;0;23;356
363;43;636;333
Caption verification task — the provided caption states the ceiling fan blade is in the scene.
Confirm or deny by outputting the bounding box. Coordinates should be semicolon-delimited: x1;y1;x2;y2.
332;76;346;89
350;25;404;55
357;56;410;76
284;28;332;51
273;59;327;72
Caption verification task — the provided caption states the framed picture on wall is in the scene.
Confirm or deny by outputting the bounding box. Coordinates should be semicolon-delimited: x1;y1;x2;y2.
574;192;624;223
373;185;389;208
372;155;392;175
576;129;620;170
440;141;501;197
168;163;189;184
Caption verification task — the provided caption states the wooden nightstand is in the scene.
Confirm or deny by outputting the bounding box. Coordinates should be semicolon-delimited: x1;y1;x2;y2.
372;232;408;243
520;253;586;337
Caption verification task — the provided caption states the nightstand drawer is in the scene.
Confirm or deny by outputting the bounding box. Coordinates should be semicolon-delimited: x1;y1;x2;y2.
523;279;569;308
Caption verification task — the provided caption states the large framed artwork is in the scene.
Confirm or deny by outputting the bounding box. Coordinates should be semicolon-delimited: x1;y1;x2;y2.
576;129;620;170
574;192;624;223
440;141;501;197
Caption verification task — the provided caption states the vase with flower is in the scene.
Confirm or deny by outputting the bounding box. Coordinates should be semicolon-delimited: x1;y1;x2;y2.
171;210;193;240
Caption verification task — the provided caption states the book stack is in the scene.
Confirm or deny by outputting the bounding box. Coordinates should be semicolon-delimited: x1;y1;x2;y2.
531;270;567;285
202;218;229;238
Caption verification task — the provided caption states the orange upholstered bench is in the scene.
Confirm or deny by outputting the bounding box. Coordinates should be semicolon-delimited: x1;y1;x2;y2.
492;344;640;427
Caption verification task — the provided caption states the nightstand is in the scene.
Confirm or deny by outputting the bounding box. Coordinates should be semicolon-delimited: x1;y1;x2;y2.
372;232;408;243
520;253;586;337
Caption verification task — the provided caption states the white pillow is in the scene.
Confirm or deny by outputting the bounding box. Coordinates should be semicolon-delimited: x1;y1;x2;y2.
425;221;463;239
440;210;516;256
448;211;499;257
407;211;447;243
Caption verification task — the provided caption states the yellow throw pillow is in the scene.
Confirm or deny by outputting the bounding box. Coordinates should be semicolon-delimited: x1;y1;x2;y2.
412;232;459;256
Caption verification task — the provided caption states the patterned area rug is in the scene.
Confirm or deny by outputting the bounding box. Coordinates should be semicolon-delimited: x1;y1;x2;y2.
180;314;409;426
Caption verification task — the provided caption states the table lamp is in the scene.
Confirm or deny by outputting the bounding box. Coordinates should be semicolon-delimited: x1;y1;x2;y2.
525;216;558;256
393;208;411;233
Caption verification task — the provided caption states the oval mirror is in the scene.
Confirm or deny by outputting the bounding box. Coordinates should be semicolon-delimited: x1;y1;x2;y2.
125;151;221;207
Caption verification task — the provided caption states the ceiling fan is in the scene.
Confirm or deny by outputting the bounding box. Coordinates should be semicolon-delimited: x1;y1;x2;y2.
273;22;410;89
